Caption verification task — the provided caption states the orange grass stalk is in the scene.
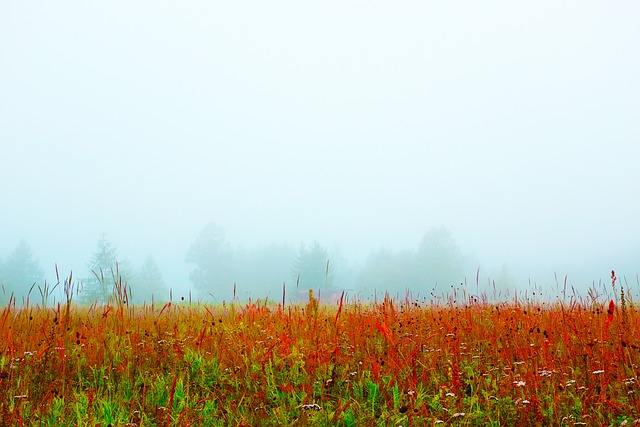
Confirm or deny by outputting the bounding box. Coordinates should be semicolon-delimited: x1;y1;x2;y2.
87;387;94;421
166;375;178;427
158;302;172;318
334;290;345;327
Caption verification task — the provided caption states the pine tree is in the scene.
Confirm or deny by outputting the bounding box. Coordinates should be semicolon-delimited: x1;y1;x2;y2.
416;226;464;287
82;234;132;304
186;223;233;299
133;255;168;304
293;241;333;291
0;240;45;302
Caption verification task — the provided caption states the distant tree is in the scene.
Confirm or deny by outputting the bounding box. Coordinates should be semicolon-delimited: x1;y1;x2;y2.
233;243;296;299
493;262;516;295
327;245;357;291
415;226;464;287
81;234;133;304
0;240;45;301
132;254;168;304
293;241;333;291
356;247;419;295
186;223;233;300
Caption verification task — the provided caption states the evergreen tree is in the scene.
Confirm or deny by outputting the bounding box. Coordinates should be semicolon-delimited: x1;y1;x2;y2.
82;234;133;304
232;242;296;299
0;240;45;301
415;226;464;287
186;223;233;299
356;247;419;294
293;241;333;291
133;254;168;304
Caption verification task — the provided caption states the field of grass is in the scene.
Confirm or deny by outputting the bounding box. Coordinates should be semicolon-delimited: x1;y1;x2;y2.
1;273;640;426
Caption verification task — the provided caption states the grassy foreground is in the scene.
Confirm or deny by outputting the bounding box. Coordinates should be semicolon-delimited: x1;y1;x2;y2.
1;283;640;426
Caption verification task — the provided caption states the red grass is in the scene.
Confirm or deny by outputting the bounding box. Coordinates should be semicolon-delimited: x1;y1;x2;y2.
0;286;639;425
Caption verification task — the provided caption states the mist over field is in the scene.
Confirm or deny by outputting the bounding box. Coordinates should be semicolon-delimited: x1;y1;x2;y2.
1;1;638;305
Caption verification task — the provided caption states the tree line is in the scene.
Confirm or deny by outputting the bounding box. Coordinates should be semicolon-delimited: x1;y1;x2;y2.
0;224;469;305
183;223;468;302
0;235;168;305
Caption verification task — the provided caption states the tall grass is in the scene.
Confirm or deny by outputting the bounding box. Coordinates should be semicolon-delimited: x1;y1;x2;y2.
0;272;639;425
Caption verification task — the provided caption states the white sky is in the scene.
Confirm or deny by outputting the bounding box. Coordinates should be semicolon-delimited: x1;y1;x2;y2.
1;1;639;290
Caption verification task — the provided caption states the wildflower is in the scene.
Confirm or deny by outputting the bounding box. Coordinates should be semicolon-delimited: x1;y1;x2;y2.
301;403;322;411
452;412;466;417
514;381;526;387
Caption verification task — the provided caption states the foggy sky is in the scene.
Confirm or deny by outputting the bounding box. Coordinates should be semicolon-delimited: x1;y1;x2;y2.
1;1;639;295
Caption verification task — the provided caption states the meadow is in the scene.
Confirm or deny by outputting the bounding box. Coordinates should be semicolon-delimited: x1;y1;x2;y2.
1;272;639;426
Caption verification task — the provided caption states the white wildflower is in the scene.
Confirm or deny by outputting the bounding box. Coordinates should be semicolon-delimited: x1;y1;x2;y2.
539;369;553;377
302;403;322;411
